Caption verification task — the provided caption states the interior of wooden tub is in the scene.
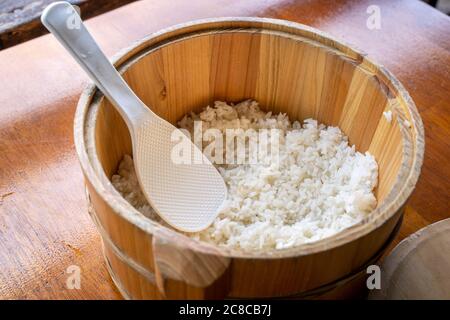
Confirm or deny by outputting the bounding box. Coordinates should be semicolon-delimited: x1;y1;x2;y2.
94;30;404;213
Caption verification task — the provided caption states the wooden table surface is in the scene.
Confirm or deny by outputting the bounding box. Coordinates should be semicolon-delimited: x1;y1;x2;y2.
0;0;449;300
0;0;138;50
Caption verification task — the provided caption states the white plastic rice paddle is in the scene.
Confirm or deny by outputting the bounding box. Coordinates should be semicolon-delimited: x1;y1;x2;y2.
41;2;227;232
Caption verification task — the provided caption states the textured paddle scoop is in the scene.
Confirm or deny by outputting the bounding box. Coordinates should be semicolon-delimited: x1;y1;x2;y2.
41;2;227;232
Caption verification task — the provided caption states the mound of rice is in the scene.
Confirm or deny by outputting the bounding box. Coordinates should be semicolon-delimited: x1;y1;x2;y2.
112;100;378;251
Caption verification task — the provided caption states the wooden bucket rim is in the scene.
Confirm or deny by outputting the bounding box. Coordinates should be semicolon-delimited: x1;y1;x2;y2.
74;17;425;259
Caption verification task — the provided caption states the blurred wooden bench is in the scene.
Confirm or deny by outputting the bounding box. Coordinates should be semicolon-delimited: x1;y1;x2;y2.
0;0;137;49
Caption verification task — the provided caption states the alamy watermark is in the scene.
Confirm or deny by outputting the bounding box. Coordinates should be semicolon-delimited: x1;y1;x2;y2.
66;5;81;30
66;265;81;290
366;265;381;290
366;5;381;30
171;122;281;166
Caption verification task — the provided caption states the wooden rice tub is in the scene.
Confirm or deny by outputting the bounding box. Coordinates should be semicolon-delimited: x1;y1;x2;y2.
74;18;424;299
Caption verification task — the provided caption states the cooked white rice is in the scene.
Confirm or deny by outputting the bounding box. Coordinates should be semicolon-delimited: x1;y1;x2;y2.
112;100;378;251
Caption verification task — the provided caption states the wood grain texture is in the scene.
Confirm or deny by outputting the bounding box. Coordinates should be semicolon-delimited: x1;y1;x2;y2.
0;0;138;50
0;0;449;299
78;18;422;299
